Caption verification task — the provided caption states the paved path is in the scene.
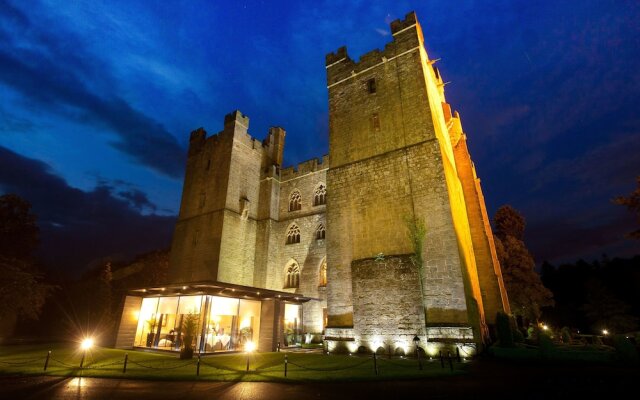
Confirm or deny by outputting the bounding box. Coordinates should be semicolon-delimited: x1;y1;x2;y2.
0;358;637;399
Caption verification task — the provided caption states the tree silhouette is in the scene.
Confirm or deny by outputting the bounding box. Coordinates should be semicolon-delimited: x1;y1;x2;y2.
613;176;640;238
493;205;553;323
0;194;53;323
0;194;39;259
582;280;638;333
494;205;525;240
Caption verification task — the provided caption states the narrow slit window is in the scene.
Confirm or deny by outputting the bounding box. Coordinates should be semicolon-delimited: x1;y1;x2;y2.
370;113;380;132
367;78;376;94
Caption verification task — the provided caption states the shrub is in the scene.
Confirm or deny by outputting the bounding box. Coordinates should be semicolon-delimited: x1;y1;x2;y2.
513;328;525;343
613;335;639;363
560;327;572;344
539;332;554;357
496;312;514;347
527;325;540;343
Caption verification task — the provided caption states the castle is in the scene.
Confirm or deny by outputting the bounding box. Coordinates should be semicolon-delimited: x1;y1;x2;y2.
115;12;510;356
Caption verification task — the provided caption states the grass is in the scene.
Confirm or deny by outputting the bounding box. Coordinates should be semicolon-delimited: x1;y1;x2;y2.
0;344;467;382
489;344;618;363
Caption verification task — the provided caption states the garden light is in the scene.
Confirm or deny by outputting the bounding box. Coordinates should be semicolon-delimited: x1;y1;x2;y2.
79;337;94;369
81;338;94;351
244;341;256;353
602;329;609;336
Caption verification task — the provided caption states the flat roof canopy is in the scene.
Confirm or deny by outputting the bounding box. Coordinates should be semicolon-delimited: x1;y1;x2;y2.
128;280;314;303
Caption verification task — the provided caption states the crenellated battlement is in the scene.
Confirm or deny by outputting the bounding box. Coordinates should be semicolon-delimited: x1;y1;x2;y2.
390;11;417;34
325;11;424;85
280;155;329;181
325;46;349;67
187;111;287;165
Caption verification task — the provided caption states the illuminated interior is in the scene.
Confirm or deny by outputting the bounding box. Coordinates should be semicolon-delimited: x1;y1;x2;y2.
132;294;262;353
284;303;302;346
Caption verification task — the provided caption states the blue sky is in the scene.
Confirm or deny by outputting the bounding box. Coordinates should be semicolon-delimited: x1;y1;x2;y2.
1;0;638;272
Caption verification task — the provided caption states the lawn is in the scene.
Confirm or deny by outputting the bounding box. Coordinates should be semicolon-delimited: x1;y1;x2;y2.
488;344;618;363
0;344;467;382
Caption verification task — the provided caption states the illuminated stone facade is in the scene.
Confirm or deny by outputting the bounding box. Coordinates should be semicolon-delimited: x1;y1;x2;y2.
324;11;509;354
116;11;509;355
167;114;329;338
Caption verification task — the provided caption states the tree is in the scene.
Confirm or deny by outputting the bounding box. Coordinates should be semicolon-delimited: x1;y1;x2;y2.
0;194;53;325
493;205;525;241
99;262;115;331
613;176;640;238
493;205;553;323
0;194;39;259
0;258;52;321
582;280;638;333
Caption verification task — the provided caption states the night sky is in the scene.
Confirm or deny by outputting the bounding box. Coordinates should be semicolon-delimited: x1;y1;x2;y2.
1;1;638;274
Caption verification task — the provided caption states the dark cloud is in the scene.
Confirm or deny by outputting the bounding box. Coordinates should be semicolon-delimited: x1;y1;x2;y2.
0;2;185;178
0;145;175;273
117;189;157;212
526;210;637;264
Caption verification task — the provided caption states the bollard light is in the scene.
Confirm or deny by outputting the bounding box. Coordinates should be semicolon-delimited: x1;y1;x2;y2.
245;341;255;372
81;338;94;351
413;335;423;371
245;341;256;353
79;337;94;369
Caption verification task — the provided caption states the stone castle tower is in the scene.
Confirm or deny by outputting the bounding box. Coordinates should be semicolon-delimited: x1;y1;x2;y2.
323;11;509;353
116;11;509;355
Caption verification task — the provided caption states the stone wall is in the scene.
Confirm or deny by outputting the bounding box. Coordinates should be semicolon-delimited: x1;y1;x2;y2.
115;296;143;349
269;166;328;332
325;12;488;344
451;129;510;325
351;255;426;350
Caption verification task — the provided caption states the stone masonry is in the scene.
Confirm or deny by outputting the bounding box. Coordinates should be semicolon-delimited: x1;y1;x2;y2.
324;12;509;353
168;111;328;334
163;11;509;355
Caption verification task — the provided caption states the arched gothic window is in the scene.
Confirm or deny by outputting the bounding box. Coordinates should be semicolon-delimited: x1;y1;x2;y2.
313;184;326;206
289;190;301;211
315;223;325;240
286;224;301;245
319;259;327;287
285;261;300;288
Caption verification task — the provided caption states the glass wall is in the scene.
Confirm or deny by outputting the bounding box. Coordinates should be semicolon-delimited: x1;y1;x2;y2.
133;295;261;353
134;297;159;347
284;303;302;346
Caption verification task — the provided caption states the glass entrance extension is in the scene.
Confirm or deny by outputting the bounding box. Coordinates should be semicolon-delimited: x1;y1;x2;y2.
133;295;261;353
284;303;302;346
118;282;313;353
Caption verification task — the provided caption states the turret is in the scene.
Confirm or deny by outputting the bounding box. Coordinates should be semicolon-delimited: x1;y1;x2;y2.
264;126;286;167
223;110;250;138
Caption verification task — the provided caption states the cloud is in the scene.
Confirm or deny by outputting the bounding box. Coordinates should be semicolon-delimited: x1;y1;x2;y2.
117;188;157;212
532;132;640;194
0;145;175;272
0;2;185;178
526;210;636;264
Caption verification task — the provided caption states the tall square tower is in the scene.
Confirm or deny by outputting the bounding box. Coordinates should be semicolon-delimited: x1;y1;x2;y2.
324;12;509;354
